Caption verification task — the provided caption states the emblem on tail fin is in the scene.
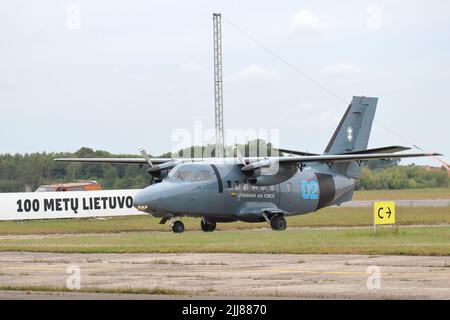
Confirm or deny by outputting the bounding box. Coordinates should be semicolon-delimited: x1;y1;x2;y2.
346;126;353;142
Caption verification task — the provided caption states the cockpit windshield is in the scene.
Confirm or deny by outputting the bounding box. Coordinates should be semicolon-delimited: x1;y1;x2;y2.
167;165;214;182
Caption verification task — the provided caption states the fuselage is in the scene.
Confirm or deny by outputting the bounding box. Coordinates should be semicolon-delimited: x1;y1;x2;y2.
133;161;355;223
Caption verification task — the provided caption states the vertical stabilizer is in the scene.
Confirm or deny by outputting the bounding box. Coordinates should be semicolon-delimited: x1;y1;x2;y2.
324;96;378;177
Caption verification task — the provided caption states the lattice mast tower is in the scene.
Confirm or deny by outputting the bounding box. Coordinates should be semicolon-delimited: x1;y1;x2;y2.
213;13;224;158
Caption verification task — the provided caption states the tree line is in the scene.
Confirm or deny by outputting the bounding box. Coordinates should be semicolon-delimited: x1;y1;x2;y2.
0;145;448;192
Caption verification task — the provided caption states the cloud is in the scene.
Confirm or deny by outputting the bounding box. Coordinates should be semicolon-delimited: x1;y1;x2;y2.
310;110;342;128
322;62;361;77
226;64;279;82
285;107;341;128
180;61;206;72
291;9;323;33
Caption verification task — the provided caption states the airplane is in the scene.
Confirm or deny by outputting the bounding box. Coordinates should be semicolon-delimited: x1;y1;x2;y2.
55;96;442;233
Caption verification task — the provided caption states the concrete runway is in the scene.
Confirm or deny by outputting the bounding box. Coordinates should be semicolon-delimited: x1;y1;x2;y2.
0;252;449;299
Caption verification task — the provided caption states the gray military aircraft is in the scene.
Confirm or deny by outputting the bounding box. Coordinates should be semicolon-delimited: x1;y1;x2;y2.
55;96;442;233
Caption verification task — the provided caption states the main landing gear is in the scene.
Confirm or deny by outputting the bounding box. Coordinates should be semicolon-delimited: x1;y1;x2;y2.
262;212;287;231
200;219;216;232
270;215;287;231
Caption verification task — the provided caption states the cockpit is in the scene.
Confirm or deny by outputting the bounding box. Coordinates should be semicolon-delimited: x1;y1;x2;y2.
167;163;215;182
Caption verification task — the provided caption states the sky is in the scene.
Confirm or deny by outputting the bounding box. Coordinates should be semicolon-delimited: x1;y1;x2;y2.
0;0;449;166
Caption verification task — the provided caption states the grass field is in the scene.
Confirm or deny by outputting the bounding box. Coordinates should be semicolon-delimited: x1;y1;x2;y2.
0;226;448;256
353;188;450;200
0;206;448;235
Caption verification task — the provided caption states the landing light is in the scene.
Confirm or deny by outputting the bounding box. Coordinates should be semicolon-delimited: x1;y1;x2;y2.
136;205;148;211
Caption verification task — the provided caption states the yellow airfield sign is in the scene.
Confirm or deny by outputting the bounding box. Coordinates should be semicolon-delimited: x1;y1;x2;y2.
373;201;396;225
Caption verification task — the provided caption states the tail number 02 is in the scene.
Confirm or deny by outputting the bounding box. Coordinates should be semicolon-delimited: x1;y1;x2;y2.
301;180;318;200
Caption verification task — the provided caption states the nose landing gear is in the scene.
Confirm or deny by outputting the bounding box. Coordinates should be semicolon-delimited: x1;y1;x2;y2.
171;220;184;233
160;215;185;233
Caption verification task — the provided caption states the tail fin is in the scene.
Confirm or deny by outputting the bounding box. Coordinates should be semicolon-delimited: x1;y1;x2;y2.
324;96;378;177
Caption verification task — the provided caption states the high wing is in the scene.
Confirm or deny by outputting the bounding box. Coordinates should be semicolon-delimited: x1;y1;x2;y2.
342;145;411;155
273;145;410;157
277;152;442;164
54;151;441;167
241;152;442;171
54;158;175;165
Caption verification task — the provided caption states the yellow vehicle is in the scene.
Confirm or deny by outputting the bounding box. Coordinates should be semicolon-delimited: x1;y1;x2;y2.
35;181;102;192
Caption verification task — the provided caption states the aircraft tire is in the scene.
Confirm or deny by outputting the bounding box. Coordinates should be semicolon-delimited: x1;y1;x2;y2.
270;215;287;231
172;221;184;233
201;220;216;232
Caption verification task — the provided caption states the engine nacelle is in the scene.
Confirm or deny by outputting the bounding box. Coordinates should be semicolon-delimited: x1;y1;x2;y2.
148;168;169;178
148;161;179;179
247;164;298;186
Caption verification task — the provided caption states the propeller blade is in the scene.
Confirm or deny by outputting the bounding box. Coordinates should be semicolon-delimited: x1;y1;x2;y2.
138;146;153;167
233;145;246;165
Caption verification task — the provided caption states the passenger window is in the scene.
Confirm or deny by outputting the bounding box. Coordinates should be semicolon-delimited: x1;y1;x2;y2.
243;183;249;191
226;181;232;189
260;186;266;191
234;181;240;191
286;183;293;193
271;185;276;192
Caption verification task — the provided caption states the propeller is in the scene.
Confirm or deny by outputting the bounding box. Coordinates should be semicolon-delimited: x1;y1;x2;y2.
139;146;153;167
233;145;246;166
139;146;155;183
139;146;179;183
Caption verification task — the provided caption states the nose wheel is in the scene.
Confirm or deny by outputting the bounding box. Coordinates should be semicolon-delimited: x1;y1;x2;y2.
171;220;184;233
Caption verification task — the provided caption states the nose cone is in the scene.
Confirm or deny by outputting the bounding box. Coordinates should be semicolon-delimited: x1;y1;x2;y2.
133;189;150;211
133;182;173;213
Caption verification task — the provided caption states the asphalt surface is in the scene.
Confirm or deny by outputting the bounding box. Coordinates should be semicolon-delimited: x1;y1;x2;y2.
0;252;449;299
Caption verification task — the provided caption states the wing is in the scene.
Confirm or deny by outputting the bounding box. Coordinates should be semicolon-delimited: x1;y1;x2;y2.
278;152;442;164
53;158;175;165
273;145;410;157
241;152;443;171
55;151;443;170
342;145;411;155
